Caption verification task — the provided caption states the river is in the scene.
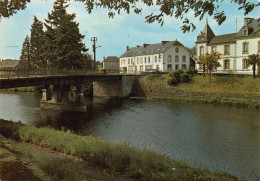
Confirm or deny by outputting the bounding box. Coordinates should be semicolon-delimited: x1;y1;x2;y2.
0;92;259;179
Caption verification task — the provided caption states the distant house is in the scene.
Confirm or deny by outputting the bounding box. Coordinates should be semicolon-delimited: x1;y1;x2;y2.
196;17;260;75
103;56;119;72
0;59;20;70
119;40;192;73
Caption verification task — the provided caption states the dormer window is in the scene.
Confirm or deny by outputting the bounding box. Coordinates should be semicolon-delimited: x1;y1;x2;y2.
243;29;248;36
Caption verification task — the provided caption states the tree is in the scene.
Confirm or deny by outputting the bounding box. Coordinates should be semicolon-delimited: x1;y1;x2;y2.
245;54;260;79
1;0;259;32
197;52;221;83
44;0;90;70
30;16;46;70
19;35;32;72
0;0;29;20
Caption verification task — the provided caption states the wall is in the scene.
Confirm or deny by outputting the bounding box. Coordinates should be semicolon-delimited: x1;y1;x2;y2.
93;76;137;98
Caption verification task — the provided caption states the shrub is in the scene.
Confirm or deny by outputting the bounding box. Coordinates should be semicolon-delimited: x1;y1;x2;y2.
167;77;179;85
186;69;197;76
181;73;192;83
169;69;184;79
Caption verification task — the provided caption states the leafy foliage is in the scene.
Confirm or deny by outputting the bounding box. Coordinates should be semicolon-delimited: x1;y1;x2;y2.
181;73;192;83
168;69;192;85
245;54;260;79
197;52;221;83
0;0;259;32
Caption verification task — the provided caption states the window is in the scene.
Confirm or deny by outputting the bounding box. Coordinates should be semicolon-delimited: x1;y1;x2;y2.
167;55;172;62
131;58;133;64
175;64;179;70
175;55;179;63
211;46;216;52
145;65;152;71
199;64;203;70
145;57;147;63
258;41;260;53
224;45;230;55
155;56;157;63
243;29;248;36
141;57;143;64
140;65;143;72
182;64;187;70
175;47;179;53
137;58;139;64
167;64;172;71
182;55;186;62
199;46;204;57
224;60;230;70
128;59;130;64
148;57;151;63
156;65;159;70
243;42;249;54
242;59;248;70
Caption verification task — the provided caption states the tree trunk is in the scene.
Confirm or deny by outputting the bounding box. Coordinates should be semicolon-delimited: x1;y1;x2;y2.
209;69;212;83
203;63;206;77
253;64;256;79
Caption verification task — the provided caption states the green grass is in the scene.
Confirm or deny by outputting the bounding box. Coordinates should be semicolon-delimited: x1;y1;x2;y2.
179;75;260;95
148;96;260;108
0;119;238;181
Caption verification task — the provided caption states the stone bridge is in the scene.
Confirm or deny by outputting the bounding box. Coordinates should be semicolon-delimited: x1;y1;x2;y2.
0;74;139;112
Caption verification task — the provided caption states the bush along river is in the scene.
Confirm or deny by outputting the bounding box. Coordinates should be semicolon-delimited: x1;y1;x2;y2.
0;92;259;180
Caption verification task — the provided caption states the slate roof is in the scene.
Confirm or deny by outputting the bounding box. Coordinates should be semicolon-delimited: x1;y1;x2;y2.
235;18;260;38
0;59;20;70
196;24;215;43
120;40;184;58
104;56;119;62
209;33;236;44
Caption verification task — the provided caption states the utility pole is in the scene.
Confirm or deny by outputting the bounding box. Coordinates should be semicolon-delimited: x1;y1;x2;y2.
91;37;97;69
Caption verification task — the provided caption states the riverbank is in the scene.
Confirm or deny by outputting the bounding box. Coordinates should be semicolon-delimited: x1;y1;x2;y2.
131;74;260;108
0;119;238;181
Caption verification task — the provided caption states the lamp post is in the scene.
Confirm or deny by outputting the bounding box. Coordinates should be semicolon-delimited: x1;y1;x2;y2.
91;37;101;70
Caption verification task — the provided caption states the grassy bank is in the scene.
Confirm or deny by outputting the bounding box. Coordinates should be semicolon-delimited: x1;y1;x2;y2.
148;96;260;108
0;119;238;181
144;74;260;95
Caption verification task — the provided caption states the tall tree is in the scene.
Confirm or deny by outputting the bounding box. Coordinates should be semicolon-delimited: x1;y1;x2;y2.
44;0;89;70
246;54;260;79
1;1;259;32
19;35;32;72
198;52;221;83
30;16;46;69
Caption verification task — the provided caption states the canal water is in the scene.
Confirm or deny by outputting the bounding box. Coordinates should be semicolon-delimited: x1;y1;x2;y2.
0;92;259;179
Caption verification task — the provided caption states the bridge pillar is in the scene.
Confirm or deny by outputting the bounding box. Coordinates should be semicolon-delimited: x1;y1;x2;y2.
93;76;136;98
40;85;87;112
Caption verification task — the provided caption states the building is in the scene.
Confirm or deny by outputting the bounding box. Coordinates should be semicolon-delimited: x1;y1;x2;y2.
196;18;260;74
119;40;192;73
0;59;20;70
103;56;119;73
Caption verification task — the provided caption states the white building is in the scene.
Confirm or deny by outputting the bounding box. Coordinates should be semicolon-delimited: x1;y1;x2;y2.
119;40;192;73
196;18;260;75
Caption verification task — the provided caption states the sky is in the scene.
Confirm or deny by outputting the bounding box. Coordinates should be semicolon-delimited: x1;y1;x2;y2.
0;0;259;61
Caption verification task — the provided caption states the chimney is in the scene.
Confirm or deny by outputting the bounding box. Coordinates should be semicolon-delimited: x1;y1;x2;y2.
126;46;129;51
161;41;169;45
244;17;254;26
143;43;150;48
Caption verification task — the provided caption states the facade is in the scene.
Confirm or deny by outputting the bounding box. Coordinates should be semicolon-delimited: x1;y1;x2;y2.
119;41;191;73
103;56;119;72
196;18;260;74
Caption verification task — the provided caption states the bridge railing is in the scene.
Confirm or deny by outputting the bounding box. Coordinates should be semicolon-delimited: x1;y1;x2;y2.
0;68;121;79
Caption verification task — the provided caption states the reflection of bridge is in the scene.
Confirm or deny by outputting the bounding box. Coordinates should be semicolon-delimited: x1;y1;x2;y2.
0;73;139;112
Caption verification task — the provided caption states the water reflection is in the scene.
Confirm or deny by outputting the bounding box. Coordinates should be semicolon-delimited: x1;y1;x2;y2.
0;92;259;179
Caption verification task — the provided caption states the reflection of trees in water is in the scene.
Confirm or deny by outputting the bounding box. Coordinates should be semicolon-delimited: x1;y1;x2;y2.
36;98;127;134
191;103;260;131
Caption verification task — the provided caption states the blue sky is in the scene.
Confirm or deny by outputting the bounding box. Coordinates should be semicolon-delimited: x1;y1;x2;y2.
0;0;259;61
